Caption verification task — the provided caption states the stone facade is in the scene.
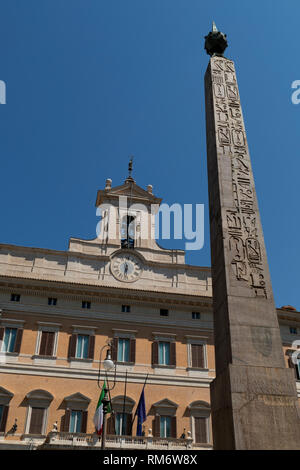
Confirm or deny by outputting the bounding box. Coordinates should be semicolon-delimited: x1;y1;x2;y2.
205;55;300;449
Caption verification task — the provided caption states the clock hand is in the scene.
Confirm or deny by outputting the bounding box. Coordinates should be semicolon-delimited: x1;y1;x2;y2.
124;262;128;276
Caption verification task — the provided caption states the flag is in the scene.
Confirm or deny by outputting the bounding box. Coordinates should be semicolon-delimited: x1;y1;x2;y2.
93;381;111;435
136;388;146;436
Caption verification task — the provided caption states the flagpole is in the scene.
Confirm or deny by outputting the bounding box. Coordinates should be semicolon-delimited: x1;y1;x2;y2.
130;373;149;435
107;381;115;436
122;370;128;435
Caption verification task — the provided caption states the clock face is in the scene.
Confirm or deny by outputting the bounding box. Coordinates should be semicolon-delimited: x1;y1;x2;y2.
110;253;143;282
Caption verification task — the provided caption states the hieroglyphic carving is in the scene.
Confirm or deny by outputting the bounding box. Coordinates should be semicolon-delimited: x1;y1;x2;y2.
212;57;267;298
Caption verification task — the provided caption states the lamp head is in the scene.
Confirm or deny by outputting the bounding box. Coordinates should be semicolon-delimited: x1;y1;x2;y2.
103;348;114;371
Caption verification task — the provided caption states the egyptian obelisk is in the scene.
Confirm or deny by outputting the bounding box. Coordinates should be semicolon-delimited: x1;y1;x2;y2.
204;23;300;449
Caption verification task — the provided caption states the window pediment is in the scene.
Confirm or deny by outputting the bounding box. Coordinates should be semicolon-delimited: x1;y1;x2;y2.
111;395;135;414
26;389;53;408
0;386;13;405
64;392;91;410
151;398;178;417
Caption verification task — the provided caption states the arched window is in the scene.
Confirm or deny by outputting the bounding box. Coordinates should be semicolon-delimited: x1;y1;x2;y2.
62;392;91;433
121;215;135;249
24;389;53;436
107;396;135;436
0;386;14;435
151;399;178;438
188;401;211;444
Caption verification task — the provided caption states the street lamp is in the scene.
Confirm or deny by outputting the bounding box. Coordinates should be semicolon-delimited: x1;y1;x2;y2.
97;340;117;450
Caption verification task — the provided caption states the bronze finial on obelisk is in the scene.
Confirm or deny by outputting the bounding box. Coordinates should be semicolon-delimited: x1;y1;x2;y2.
204;24;300;449
204;21;228;57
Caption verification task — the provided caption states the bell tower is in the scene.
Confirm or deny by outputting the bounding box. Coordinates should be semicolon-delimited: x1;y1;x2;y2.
95;162;162;252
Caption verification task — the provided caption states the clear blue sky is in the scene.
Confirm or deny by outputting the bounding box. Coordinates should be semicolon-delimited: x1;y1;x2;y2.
0;1;299;309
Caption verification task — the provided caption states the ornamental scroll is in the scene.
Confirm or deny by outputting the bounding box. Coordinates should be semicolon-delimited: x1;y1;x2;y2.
211;57;267;299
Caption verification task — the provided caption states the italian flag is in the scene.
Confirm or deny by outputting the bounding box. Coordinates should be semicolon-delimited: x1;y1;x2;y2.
93;381;111;435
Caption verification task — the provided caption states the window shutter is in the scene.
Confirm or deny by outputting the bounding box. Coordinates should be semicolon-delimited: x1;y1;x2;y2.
39;331;48;355
191;344;204;368
81;411;88;433
170;342;176;367
39;331;55;356
63;409;71;432
152;341;158;366
88;335;95;360
194;417;207;443
129;338;136;363
288;356;299;379
0;405;9;433
13;329;23;354
111;337;118;362
46;332;55;356
29;407;45;434
126;413;132;436
171;416;177;438
68;334;77;359
153;415;160;437
107;415;115;435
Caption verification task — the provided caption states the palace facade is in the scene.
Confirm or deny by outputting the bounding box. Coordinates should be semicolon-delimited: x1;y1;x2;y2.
0;176;299;450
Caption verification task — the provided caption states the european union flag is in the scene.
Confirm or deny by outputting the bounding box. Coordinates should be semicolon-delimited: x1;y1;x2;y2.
136;388;146;436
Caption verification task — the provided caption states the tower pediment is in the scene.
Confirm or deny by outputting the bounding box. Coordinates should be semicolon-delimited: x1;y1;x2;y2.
96;179;162;207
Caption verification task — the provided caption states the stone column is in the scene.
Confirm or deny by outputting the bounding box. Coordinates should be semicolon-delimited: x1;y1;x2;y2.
205;55;300;449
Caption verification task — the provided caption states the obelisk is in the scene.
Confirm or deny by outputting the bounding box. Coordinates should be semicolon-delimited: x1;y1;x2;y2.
204;23;300;449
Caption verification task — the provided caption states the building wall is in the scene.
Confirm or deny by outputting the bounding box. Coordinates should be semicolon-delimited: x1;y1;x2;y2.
0;290;300;448
0;289;215;445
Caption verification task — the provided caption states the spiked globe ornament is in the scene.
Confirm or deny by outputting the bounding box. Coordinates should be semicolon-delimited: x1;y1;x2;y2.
204;22;228;57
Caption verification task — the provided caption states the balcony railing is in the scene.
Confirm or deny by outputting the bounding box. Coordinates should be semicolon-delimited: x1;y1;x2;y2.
42;432;212;450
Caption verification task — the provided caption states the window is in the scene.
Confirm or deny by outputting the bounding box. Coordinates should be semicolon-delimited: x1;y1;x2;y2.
115;412;128;436
39;331;55;356
10;294;20;302
69;410;83;433
122;305;131;313
191;343;205;369
63;393;89;432
0;404;9;434
290;327;297;335
192;312;200;319
48;298;57;306
152;339;176;367
189;400;211;444
159;342;170;366
0;326;23;354
121;215;135;249
25;389;53;436
82;301;91;309
112;335;136;364
152;399;178;438
194;417;208;444
75;335;89;359
68;333;95;361
160;309;169;317
296;359;300;380
0;386;13;434
108;396;134;436
160;416;171;438
118;338;130;363
1;328;17;353
29;407;45;434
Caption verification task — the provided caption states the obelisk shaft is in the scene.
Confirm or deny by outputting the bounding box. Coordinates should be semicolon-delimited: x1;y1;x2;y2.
205;56;300;449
